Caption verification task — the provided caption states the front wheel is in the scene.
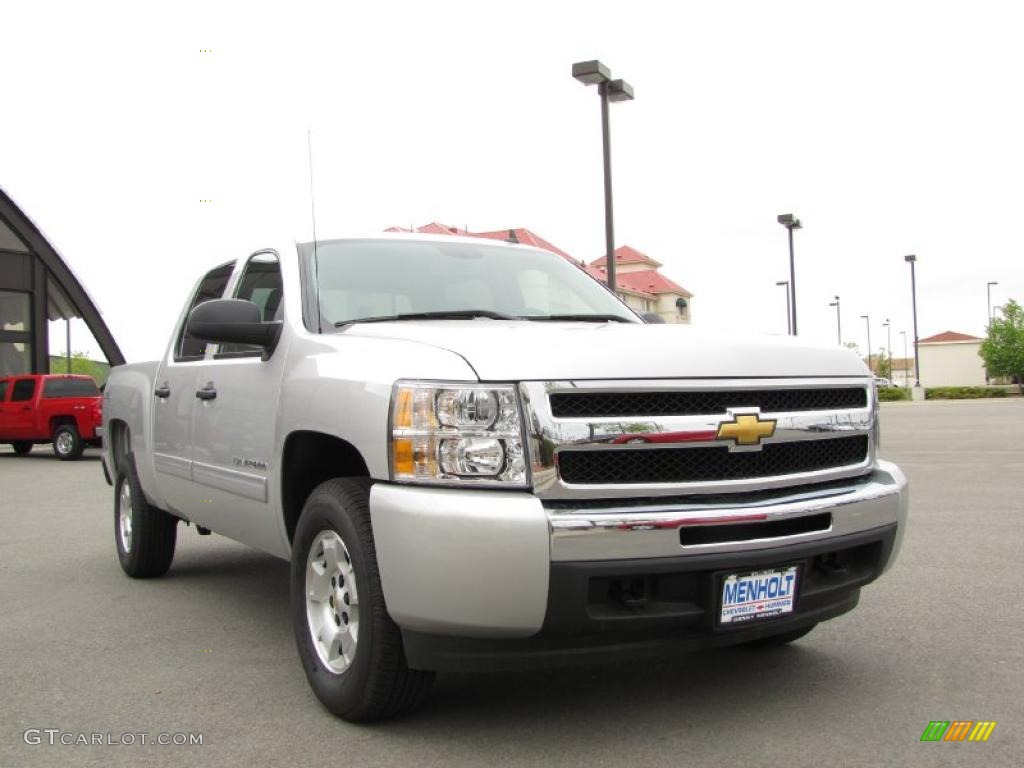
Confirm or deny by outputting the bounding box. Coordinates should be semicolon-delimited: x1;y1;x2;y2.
115;455;177;577
11;441;32;455
290;478;434;722
52;423;84;460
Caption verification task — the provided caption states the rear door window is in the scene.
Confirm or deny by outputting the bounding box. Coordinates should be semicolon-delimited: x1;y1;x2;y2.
0;380;8;401
43;378;100;398
11;378;36;402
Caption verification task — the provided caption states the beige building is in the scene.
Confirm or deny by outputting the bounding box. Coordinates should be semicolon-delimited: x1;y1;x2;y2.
588;246;692;324
917;331;986;387
888;357;915;387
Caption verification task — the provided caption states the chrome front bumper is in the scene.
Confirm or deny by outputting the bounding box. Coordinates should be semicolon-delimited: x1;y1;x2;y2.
548;460;907;565
370;461;907;638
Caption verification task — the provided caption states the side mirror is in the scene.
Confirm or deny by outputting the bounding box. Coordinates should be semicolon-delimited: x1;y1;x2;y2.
187;299;282;353
641;312;665;324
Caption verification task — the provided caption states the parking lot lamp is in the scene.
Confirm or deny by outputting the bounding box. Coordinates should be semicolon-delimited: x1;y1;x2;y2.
899;330;908;386
882;318;892;373
572;60;634;293
905;255;921;387
987;281;998;324
828;295;841;344
777;214;802;334
776;281;791;334
860;314;872;374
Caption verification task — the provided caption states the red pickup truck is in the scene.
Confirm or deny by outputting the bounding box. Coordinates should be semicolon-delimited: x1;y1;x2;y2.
0;374;102;460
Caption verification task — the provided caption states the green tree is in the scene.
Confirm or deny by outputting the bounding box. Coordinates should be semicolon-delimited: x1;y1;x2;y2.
980;299;1024;393
875;349;892;381
49;351;107;384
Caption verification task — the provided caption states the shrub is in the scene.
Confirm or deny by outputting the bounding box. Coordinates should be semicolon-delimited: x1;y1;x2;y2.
877;387;910;401
925;387;1008;400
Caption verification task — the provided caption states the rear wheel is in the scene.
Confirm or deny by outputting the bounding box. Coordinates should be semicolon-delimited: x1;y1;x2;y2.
743;624;817;647
52;423;84;460
290;477;434;722
11;441;32;455
115;454;177;577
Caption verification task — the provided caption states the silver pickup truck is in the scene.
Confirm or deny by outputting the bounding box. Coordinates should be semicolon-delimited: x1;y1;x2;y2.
102;233;908;721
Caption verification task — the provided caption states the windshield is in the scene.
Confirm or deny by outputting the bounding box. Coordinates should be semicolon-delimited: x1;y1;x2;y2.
308;239;639;327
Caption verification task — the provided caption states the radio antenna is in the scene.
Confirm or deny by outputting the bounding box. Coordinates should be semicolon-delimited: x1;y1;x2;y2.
307;129;318;246
307;129;322;332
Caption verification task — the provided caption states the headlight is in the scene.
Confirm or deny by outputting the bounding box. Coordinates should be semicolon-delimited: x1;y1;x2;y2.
389;381;527;486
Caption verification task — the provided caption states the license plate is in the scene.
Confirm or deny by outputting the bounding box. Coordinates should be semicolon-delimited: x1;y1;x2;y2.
719;565;799;625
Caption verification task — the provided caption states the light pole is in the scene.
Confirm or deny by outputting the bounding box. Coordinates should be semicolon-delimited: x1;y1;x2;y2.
899;330;908;387
984;281;998;383
776;280;791;335
905;254;921;388
572;60;634;293
882;318;892;380
860;314;872;374
828;295;841;345
777;214;802;335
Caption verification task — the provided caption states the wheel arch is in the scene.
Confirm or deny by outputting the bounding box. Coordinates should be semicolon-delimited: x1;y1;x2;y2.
280;430;371;545
49;414;77;435
107;418;132;475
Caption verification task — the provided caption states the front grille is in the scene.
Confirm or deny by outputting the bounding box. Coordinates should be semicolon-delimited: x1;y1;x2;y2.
557;435;869;485
549;387;867;418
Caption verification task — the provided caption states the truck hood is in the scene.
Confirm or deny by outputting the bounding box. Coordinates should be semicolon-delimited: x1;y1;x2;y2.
340;321;869;381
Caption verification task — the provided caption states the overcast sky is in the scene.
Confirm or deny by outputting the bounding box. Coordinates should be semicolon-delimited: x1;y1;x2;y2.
3;0;1022;363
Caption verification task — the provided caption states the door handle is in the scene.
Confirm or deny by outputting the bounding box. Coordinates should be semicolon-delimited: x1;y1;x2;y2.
154;383;171;398
195;383;217;401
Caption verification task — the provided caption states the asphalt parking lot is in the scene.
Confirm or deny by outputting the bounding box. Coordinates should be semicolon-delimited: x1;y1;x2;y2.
1;399;1021;767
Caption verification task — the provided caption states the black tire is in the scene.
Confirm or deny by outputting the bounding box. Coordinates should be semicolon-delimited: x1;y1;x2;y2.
52;423;85;461
11;441;32;455
115;454;177;578
743;624;817;648
290;478;434;722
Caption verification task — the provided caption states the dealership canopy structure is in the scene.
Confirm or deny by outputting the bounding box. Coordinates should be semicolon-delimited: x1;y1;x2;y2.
0;187;123;375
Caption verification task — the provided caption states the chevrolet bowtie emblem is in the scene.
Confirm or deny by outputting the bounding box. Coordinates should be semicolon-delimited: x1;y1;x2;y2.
717;413;777;447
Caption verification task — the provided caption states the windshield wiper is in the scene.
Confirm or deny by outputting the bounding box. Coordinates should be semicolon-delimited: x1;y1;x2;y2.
336;310;517;327
523;313;634;323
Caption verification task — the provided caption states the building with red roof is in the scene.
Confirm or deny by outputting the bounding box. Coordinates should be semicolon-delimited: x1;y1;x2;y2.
918;330;983;344
386;224;694;323
384;222;471;236
472;228;577;262
590;244;662;270
587;246;692;323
